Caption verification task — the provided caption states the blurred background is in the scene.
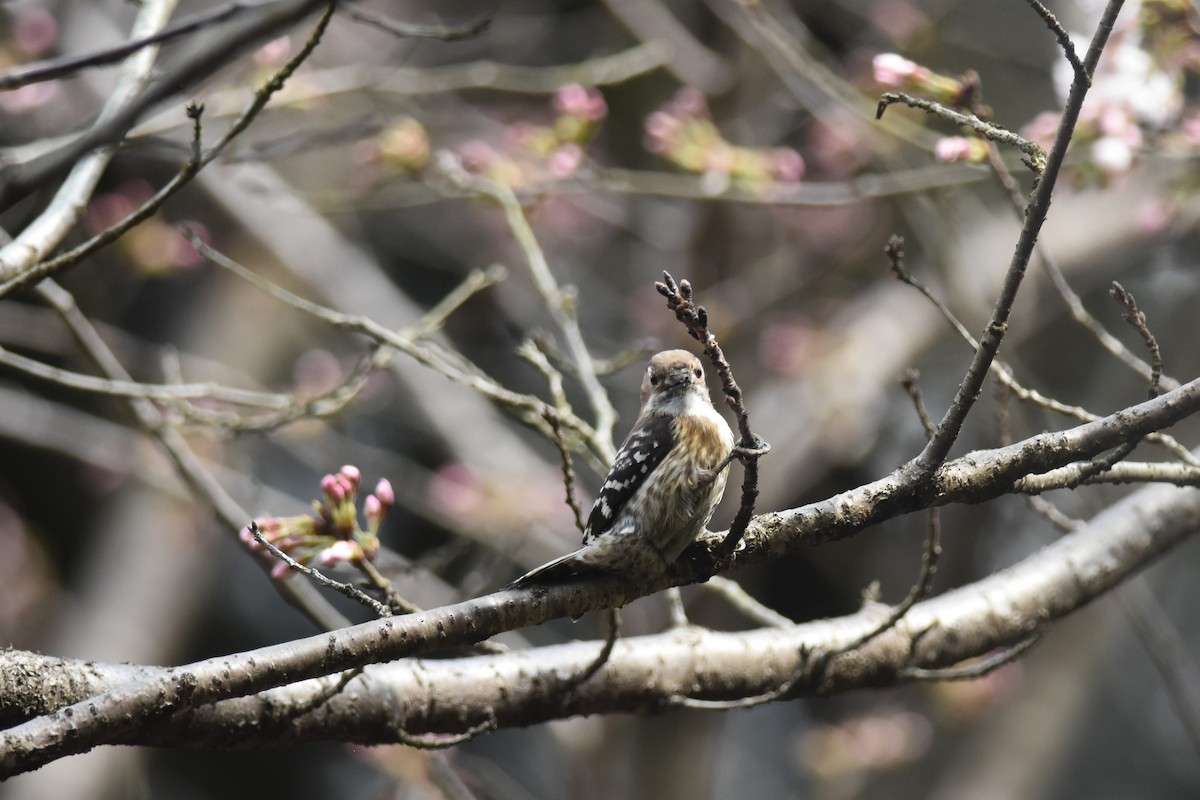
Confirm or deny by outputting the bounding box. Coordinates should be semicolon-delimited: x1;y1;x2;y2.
2;0;1200;797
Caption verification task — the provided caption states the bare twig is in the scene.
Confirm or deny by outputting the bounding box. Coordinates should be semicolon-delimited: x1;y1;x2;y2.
876;91;1047;172
0;0;337;213
655;270;770;560
671;504;943;711
0;3;337;297
831;508;942;655
1111;282;1164;398
518;338;589;533
396;714;498;750
900;632;1042;680
34;280;350;631
566;609;621;687
0;0;179;282
543;410;587;536
249;523;393;617
1118;579;1200;757
666;588;690;627
182;231;603;456
982;145;1179;392
886;234;1197;466
0;341;302;408
354;558;421;616
1022;0;1088;81
339;5;491;41
702;576;794;628
1022;282;1170;492
1027;495;1086;531
896;0;1127;489
0;2;254;91
900;369;935;439
437;153;619;458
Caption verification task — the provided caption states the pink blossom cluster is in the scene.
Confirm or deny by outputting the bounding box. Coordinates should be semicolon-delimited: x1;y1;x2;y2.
241;465;395;580
1018;0;1200;183
456;83;607;186
644;88;804;185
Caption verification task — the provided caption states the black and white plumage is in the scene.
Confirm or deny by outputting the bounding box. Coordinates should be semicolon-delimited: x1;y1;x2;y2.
511;349;735;586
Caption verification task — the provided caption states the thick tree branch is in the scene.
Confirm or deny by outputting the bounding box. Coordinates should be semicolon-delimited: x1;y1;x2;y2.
3;475;1196;750
2;375;1198;775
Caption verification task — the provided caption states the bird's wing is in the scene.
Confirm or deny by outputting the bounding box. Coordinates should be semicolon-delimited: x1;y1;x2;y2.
583;412;675;542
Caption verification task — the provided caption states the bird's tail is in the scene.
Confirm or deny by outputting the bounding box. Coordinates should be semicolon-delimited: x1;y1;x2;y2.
507;549;597;588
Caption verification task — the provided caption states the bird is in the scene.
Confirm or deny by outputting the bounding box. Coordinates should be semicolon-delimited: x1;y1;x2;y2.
511;349;735;586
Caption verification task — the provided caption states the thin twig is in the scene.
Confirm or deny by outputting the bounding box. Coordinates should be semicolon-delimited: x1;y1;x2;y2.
1118;579;1200;757
982;145;1178;392
900;0;1126;487
249;522;393;618
886;235;1198;466
900;632;1042;680
0;2;254;91
355;557;421;616
182;230;603;457
831;508;942;655
565;608;620;687
437;152;619;459
0;0;336;213
671;506;943;711
1110;282;1164;398
876;91;1046;172
0;3;337;298
900;369;935;439
350;556;509;655
701;576;794;628
340;5;492;41
396;714;498;750
1022;0;1088;82
519;339;588;533
666;588;690;628
543;410;587;535
0;343;302;408
35;279;350;630
1025;282;1171;490
655;270;770;560
0;0;179;282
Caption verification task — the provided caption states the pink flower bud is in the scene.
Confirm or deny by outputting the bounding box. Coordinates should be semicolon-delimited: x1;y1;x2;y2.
339;465;361;489
270;561;297;581
670;87;709;120
459;140;500;172
317;540;360;566
934;136;989;163
549;144;583;178
554;83;607;122
374;478;395;508
873;53;922;88
239;526;260;549
365;494;383;530
321;473;343;503
770;148;806;182
644;112;680;153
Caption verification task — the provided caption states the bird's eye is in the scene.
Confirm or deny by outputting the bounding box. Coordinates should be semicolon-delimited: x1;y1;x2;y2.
694;367;703;380
649;372;660;386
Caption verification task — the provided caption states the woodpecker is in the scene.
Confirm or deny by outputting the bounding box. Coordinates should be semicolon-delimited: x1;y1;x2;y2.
512;349;735;586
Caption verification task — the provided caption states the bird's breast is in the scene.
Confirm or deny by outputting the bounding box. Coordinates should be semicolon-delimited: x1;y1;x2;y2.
673;413;734;469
